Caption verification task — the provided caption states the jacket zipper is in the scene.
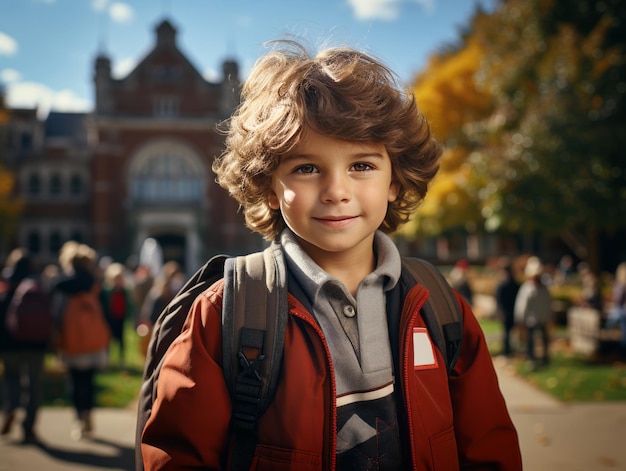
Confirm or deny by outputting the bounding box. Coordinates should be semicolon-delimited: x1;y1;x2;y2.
290;296;338;471
400;285;429;470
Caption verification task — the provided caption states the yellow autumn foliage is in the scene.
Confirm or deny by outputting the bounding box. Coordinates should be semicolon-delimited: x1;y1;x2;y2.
399;37;492;238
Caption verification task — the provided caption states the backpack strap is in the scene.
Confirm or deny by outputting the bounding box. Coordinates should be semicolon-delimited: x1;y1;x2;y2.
222;242;288;471
402;258;463;375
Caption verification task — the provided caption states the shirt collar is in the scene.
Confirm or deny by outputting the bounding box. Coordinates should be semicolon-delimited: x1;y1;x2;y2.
280;228;401;304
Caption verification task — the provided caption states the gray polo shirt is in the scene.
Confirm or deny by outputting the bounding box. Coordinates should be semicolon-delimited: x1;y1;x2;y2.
281;229;404;468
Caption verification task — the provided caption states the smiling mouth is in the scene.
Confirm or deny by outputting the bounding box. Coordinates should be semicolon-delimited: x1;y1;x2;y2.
314;215;358;227
316;215;356;222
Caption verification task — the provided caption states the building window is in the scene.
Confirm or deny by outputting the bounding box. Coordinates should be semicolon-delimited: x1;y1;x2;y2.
151;65;182;82
27;173;41;196
131;153;202;203
49;231;62;254
27;231;41;255
20;132;33;150
70;174;83;196
49;173;62;196
154;97;179;117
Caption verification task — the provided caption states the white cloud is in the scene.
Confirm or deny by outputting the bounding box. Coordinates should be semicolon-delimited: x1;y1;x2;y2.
0;69;21;83
52;89;91;111
348;0;434;21
203;67;220;83
0;32;18;56
109;2;134;23
113;57;137;78
5;81;90;119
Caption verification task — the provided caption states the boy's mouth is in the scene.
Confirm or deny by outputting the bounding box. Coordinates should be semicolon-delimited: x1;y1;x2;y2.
314;215;358;226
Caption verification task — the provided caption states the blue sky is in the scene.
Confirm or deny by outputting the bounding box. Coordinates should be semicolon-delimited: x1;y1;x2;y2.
1;0;492;118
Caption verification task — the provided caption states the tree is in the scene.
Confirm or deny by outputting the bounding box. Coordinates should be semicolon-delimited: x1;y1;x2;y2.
400;29;494;239
466;0;626;271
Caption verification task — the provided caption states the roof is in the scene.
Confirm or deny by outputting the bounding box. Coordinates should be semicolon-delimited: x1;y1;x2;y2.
45;111;88;139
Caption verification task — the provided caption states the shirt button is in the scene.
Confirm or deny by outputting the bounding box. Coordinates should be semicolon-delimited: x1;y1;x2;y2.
342;305;356;318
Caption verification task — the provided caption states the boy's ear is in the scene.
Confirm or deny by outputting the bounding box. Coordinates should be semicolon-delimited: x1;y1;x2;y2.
268;191;280;210
388;181;400;203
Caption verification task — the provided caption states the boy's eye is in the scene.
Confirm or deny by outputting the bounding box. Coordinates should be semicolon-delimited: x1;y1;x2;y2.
352;162;374;172
294;164;318;174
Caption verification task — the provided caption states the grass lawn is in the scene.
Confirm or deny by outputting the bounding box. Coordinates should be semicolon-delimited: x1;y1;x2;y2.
478;317;626;402
0;322;147;409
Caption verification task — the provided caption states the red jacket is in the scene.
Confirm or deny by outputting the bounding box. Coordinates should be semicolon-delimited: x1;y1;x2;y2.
141;276;522;470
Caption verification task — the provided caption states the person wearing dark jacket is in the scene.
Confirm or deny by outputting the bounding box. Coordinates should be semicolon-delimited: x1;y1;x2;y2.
0;249;49;444
496;259;520;357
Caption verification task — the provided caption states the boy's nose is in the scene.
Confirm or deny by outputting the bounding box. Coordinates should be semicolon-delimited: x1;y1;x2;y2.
321;172;351;203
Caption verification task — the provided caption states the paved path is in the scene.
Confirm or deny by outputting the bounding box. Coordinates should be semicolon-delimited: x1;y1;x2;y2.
493;355;626;470
1;358;625;470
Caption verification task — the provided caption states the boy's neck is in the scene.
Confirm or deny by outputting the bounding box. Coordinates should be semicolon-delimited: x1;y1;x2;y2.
299;241;376;297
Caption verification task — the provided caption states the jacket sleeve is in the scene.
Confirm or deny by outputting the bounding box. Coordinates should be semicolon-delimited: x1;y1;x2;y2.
141;282;231;470
450;292;523;471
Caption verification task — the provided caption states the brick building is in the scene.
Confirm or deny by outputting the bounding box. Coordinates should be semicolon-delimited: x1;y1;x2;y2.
2;19;263;273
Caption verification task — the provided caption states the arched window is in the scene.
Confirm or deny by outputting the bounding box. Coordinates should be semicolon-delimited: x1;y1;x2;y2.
49;173;62;196
70;174;83;196
27;173;41;196
130;146;204;204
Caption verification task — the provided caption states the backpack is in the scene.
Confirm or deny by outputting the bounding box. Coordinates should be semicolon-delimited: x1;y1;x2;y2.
5;278;54;343
56;290;111;355
135;242;462;471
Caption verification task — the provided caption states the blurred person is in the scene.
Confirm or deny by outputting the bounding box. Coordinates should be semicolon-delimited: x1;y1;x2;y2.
52;242;109;440
554;254;575;284
138;261;184;356
495;258;520;357
578;262;603;312
0;249;51;444
606;262;626;356
514;256;553;369
449;259;474;307
132;264;154;319
40;263;61;292
101;262;134;367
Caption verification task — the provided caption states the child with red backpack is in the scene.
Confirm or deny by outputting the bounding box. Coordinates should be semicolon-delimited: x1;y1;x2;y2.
53;242;110;440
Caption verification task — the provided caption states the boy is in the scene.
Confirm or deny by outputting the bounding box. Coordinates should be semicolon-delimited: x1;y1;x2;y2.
141;40;522;470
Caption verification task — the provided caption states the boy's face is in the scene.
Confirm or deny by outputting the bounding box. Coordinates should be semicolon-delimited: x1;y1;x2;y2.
269;129;398;264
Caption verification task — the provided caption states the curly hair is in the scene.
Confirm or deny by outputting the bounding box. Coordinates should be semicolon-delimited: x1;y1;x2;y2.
213;39;442;241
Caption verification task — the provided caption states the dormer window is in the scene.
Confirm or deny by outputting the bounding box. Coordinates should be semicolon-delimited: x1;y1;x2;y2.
151;65;182;82
154;97;179;117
